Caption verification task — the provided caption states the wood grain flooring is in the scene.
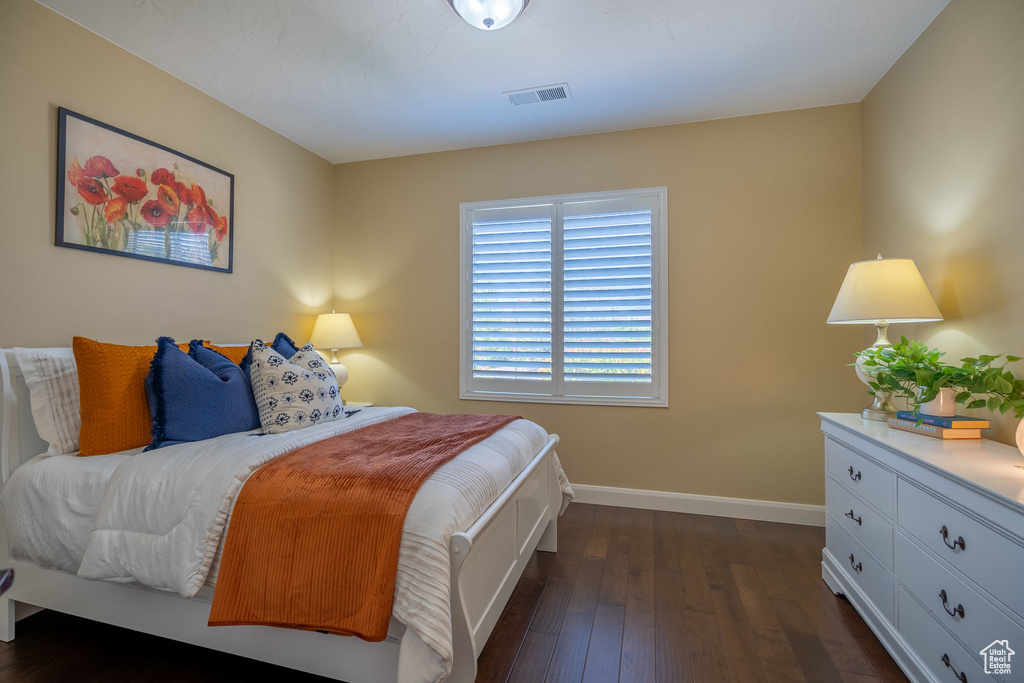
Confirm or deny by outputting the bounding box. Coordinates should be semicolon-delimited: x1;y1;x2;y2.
0;503;908;682
477;503;909;683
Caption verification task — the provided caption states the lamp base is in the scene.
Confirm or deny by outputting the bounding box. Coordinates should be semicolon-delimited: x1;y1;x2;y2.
856;321;897;421
330;362;349;389
861;381;897;421
862;406;896;421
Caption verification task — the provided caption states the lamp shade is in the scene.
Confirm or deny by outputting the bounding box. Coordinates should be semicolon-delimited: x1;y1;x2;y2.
309;313;362;350
826;257;943;324
447;0;529;30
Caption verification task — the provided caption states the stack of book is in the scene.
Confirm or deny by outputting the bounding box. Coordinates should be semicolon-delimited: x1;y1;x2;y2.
887;411;989;440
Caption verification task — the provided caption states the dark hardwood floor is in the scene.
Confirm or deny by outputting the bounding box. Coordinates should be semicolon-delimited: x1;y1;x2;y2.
0;503;908;682
477;503;908;683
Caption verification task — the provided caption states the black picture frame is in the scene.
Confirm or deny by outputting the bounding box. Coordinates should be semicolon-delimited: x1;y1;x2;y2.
56;107;234;273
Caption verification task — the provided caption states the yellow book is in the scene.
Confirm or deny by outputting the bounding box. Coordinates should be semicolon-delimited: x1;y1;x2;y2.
888;417;981;440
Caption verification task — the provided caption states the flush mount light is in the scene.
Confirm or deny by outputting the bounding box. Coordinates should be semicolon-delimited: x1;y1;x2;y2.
447;0;530;30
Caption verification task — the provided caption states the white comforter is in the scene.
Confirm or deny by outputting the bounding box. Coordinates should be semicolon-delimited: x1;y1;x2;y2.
65;407;571;683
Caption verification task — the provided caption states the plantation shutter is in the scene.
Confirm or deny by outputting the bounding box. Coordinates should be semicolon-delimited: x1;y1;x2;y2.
562;196;655;397
461;188;666;406
468;204;555;395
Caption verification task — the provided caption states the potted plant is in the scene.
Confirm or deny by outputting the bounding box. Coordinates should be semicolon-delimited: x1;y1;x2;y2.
855;336;1024;418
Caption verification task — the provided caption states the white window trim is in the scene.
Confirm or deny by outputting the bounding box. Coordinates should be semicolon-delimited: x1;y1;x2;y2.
459;187;668;408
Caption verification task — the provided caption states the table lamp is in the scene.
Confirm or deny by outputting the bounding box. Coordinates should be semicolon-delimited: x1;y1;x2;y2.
827;255;942;420
309;312;362;389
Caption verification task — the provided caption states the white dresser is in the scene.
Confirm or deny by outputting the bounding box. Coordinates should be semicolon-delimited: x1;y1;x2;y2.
820;413;1024;683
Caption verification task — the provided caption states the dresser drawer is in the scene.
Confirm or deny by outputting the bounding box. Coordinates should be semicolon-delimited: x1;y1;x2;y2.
898;479;1024;616
826;437;895;518
826;514;894;623
826;476;894;570
896;531;1024;669
898;587;991;683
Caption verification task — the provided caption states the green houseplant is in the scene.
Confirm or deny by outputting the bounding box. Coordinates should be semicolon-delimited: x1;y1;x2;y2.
855;336;1024;419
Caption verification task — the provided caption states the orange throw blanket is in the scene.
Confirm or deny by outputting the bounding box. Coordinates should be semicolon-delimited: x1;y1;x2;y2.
208;412;519;640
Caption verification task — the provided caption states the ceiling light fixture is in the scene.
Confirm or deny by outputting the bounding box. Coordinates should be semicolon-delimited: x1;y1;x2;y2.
447;0;530;30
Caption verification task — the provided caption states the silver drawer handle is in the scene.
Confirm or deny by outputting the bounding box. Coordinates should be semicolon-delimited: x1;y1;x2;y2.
941;653;968;683
848;466;861;481
844;509;862;526
940;525;966;551
939;590;965;619
848;553;862;572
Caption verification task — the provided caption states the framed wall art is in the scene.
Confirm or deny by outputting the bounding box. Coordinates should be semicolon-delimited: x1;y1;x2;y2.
56;107;234;273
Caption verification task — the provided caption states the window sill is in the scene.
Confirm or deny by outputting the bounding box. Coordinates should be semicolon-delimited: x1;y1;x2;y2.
460;390;668;408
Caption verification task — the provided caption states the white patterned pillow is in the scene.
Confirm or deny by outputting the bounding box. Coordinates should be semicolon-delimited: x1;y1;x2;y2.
248;340;344;434
13;347;81;454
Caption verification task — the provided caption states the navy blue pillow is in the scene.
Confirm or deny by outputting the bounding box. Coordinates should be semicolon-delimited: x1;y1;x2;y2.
239;332;300;380
144;337;261;451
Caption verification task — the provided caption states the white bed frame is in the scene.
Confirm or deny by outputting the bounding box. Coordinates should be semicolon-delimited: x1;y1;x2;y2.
0;348;561;682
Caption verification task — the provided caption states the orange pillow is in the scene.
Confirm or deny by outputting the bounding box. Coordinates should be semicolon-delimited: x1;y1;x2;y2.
204;343;250;365
73;337;187;457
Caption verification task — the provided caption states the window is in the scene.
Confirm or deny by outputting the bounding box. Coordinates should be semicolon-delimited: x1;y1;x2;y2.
460;187;667;406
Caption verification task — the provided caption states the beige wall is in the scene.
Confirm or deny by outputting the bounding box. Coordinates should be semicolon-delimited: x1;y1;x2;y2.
3;0;903;506
334;106;865;505
862;0;1024;445
0;0;335;348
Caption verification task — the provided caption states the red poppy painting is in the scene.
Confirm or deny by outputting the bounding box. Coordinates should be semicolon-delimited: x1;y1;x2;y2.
56;108;234;273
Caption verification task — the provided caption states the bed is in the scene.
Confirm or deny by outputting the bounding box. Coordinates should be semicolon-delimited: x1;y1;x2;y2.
0;346;572;683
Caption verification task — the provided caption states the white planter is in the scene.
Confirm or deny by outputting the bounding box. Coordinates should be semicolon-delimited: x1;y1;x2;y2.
919;387;957;417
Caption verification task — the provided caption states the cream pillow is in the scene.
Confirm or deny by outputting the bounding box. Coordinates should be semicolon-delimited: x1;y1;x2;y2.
248;340;345;434
13;347;81;455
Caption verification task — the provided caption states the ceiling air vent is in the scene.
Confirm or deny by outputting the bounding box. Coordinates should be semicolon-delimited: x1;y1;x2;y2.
505;83;571;106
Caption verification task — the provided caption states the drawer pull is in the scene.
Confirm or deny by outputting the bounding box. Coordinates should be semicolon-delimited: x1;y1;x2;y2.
939;525;966;551
938;590;965;619
848;466;861;481
844;509;863;526
848;554;862;572
940;653;968;683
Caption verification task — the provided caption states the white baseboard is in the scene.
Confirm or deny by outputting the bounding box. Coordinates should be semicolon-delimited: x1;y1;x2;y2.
570;484;825;527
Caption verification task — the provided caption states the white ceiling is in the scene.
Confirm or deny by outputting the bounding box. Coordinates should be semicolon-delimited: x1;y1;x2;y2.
37;0;950;164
